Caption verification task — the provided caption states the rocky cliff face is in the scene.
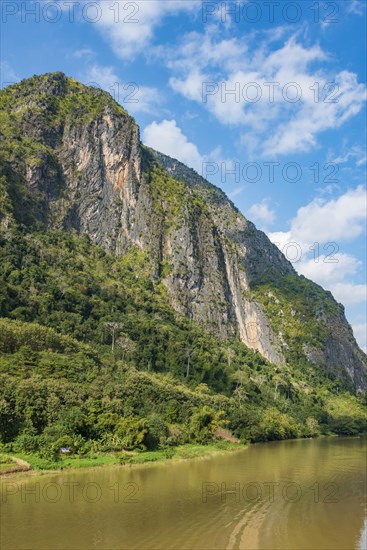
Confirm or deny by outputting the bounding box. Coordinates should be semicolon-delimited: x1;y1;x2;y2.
1;72;366;390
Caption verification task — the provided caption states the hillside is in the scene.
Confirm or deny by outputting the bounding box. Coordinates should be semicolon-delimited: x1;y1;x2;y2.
0;73;366;461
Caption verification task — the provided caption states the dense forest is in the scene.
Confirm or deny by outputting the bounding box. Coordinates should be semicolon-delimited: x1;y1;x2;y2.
0;74;366;466
0;229;366;462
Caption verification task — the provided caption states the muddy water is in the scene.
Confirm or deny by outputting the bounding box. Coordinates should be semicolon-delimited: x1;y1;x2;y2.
1;436;366;549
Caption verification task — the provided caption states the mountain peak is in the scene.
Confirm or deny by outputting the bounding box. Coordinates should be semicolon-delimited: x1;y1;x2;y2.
1;72;130;128
1;74;366;391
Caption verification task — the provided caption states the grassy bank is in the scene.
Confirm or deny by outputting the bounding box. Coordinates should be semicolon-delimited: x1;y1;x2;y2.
0;453;30;474
0;441;244;476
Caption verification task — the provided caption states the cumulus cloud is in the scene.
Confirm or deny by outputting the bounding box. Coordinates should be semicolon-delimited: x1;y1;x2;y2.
79;4;366;157
352;323;367;353
80;64;161;114
267;187;366;349
330;284;367;307
248;199;276;226
346;0;366;16
142;119;204;171
331;145;367;167
269;186;367;247
142;119;224;174
72;48;94;59
267;187;367;311
228;186;245;198
94;0;199;59
262;70;367;156
165;30;367;156
170;69;210;103
299;253;361;285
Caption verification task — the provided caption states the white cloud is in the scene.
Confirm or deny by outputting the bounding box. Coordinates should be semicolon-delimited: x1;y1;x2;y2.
81;6;366;157
80;64;162;114
346;0;366;16
142;119;224;174
248;199;275;226
72;48;94;59
330;284;367;306
82;64;117;90
267;230;292;252
352;323;367;353
165;30;367;156
166;30;249;73
170;69;209;104
126;86;163;115
269;186;367;246
332;145;367;167
262;70;367;156
263;35;327;72
298;253;361;286
228;186;245;199
268;239;365;302
267;187;367;311
94;0;199;59
0;61;19;87
142;120;204;171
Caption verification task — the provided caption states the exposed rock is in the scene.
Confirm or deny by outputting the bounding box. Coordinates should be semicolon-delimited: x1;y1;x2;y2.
1;72;366;391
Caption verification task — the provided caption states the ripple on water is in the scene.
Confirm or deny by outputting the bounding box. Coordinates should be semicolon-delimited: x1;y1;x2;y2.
1;436;366;550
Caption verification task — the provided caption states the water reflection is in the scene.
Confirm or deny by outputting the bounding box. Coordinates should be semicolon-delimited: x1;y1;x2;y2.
1;436;366;549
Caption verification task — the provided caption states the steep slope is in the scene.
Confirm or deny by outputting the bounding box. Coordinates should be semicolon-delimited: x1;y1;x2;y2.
0;72;366;391
149;150;367;391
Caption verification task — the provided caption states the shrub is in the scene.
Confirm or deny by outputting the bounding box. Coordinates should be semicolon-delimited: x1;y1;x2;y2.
305;416;320;437
114;417;148;450
189;406;225;444
14;431;39;453
145;414;169;450
254;408;300;442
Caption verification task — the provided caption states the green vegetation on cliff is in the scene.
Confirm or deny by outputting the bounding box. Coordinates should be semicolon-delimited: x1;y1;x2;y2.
0;230;366;464
0;74;366;467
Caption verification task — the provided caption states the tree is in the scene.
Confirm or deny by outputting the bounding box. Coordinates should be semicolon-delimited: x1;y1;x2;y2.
185;348;193;378
305;416;320;436
189;406;225;444
116;334;136;362
105;322;122;353
114;417;148;450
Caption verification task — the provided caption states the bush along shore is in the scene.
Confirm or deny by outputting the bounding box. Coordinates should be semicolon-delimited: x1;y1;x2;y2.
0;442;245;475
0;310;366;471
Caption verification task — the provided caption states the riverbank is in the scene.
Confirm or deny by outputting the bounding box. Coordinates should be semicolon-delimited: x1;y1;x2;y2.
0;454;31;475
0;441;245;478
2;435;366;550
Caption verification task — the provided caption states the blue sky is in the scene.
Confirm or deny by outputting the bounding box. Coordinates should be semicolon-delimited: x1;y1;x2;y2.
1;0;366;349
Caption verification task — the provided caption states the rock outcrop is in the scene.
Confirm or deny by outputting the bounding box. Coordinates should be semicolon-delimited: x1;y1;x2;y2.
1;72;366;390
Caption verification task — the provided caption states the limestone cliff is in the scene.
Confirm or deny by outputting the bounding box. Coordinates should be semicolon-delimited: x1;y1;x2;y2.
1;72;366;390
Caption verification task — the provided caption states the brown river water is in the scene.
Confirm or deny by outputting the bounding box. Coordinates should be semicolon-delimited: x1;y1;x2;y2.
1;436;366;550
